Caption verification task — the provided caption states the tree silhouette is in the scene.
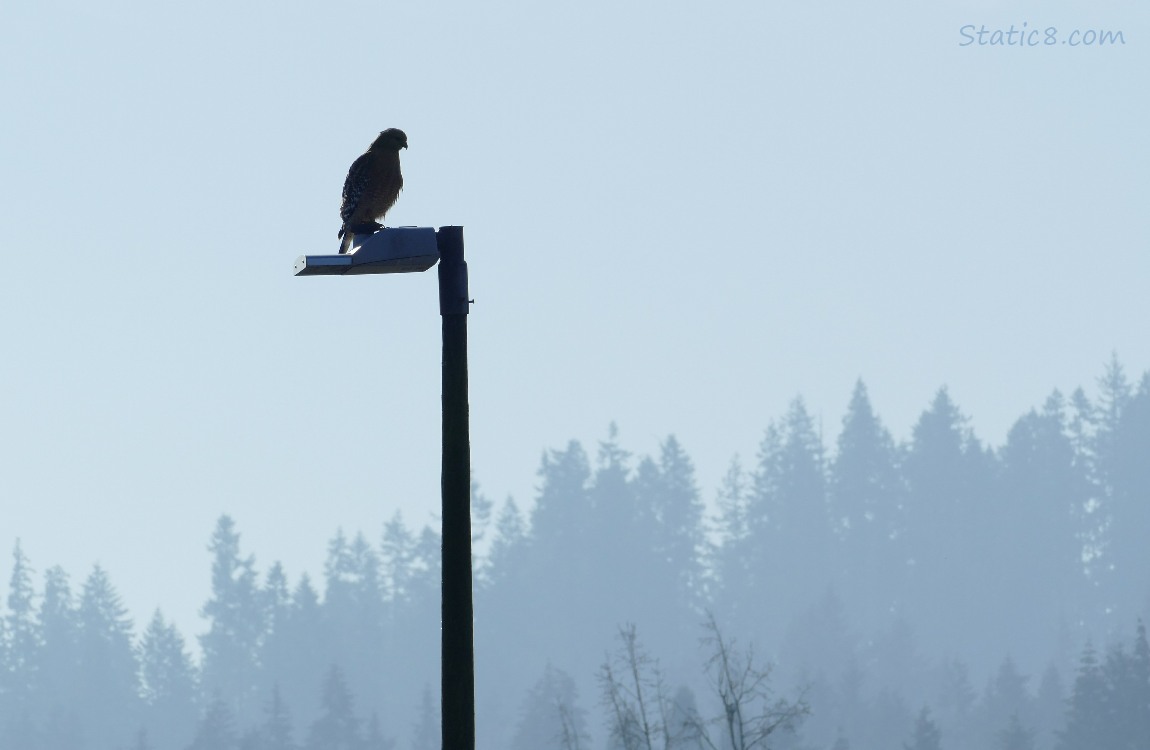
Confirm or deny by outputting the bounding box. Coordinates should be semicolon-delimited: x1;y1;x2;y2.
829;380;904;634
997;713;1036;750
746;398;829;643
4;539;38;741
187;694;239;750
691;613;808;750
139;609;197;750
1057;643;1106;750
903;707;941;750
200;516;263;728
76;565;140;750
512;664;586;750
305;665;361;750
410;684;438;750
258;683;298;750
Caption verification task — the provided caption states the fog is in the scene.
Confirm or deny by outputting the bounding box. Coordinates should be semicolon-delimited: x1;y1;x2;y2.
3;363;1149;749
1;0;1147;748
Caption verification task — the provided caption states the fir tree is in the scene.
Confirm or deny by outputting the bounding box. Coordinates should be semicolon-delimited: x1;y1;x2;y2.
1066;385;1108;605
407;524;442;617
936;658;976;729
4;540;39;729
139;609;198;750
40;705;82;750
1034;664;1066;750
1107;372;1150;623
263;562;292;638
710;455;754;634
259;683;298;750
410;684;438;750
1099;626;1150;750
379;512;417;607
829;379;904;631
380;512;440;719
902;387;997;658
306;665;361;750
260;561;294;711
903;707;941;750
240;728;263;750
530;440;593;556
714;455;749;563
187;694;239;750
648;435;706;613
271;575;327;732
589;425;697;661
363;712;391;750
584;426;645;607
323;530;355;618
323;530;386;715
470;479;494;583
35;565;80;722
1130;621;1150;748
485;497;526;588
981;657;1032;748
200;515;264;729
998;392;1091;663
1092;353;1130;487
1080;355;1132;614
76;565;140;750
629;437;703;654
998;713;1036;750
746;398;829;641
1057;642;1106;750
411;526;442;603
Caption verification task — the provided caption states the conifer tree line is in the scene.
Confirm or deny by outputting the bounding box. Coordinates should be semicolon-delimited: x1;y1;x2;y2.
1;357;1148;750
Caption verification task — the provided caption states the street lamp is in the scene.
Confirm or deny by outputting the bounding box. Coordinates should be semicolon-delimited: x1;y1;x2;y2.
294;226;475;750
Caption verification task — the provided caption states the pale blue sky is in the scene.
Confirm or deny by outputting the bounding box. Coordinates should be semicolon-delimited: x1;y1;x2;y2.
1;0;1146;639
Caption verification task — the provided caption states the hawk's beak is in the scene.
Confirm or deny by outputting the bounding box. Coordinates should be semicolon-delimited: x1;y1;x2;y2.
402;144;409;149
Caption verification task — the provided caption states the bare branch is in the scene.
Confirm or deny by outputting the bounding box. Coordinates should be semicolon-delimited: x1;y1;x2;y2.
600;623;685;750
556;698;586;750
694;610;810;750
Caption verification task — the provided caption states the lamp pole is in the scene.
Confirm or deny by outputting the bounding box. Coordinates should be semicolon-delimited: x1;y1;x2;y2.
293;225;474;750
437;226;474;750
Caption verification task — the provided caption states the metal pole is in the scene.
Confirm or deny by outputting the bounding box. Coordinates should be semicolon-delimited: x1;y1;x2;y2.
437;226;474;750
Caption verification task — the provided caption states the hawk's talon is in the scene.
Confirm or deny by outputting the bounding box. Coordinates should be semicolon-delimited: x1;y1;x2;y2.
348;221;383;235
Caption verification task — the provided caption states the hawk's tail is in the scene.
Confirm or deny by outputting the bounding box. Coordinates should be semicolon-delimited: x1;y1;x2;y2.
337;226;351;254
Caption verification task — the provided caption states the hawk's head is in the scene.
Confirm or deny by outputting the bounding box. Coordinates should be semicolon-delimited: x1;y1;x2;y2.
371;128;409;151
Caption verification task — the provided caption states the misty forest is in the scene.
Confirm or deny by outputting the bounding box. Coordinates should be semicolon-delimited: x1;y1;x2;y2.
2;357;1149;750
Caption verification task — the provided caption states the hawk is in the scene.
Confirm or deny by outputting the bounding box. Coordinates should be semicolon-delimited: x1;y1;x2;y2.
337;128;408;254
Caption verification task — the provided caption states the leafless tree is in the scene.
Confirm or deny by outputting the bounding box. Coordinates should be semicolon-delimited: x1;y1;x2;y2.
599;618;807;750
557;698;588;750
690;610;809;750
599;624;694;750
